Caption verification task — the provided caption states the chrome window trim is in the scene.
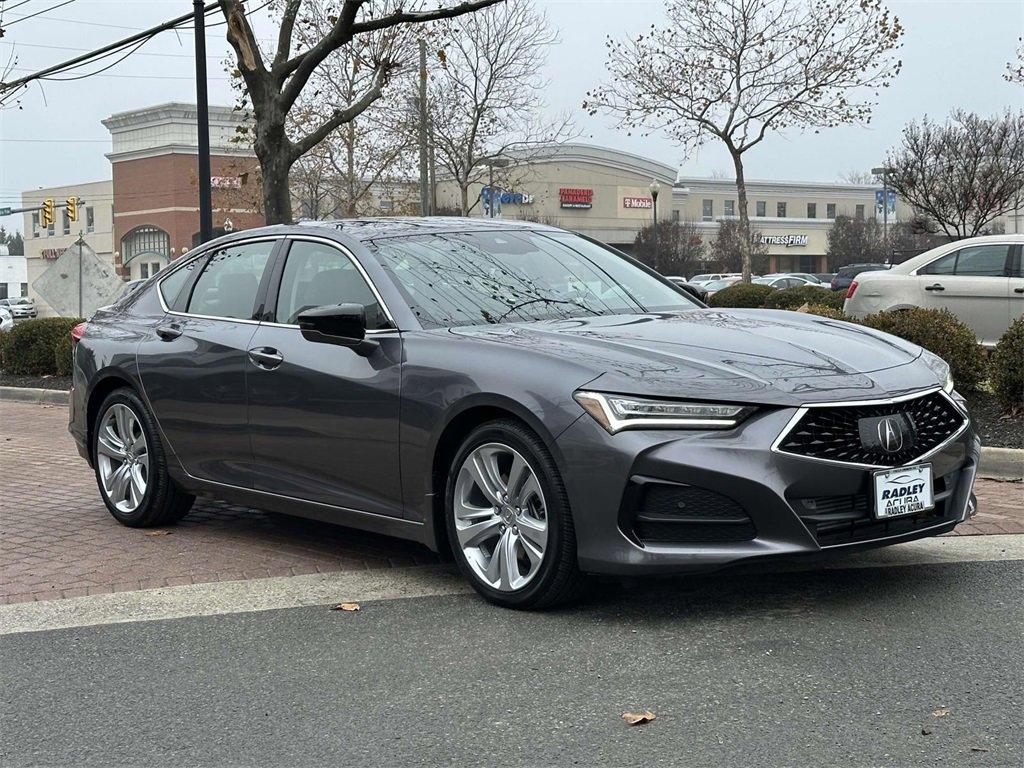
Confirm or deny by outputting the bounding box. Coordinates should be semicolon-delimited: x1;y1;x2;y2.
769;387;970;470
156;235;284;321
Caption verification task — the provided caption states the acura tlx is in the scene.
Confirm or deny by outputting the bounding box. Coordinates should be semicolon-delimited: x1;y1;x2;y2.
68;218;978;609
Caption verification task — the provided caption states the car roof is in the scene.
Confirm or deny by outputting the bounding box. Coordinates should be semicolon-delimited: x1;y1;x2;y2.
294;216;563;241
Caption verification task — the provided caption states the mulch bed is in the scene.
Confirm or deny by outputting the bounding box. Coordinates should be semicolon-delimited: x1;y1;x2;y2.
2;373;1020;448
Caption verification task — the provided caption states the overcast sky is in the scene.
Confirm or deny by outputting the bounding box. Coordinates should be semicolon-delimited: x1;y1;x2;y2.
1;0;1022;235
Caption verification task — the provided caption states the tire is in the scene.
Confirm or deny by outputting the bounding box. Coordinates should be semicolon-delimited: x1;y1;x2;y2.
445;419;587;609
92;387;194;527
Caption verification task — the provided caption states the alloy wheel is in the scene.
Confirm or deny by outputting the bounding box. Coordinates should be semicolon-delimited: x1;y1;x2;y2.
453;442;549;592
96;403;149;514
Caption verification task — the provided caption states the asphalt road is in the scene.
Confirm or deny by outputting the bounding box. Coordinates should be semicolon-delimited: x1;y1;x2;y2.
2;560;1022;768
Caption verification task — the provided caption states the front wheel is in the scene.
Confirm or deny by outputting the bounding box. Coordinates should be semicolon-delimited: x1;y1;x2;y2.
445;420;587;609
92;388;194;527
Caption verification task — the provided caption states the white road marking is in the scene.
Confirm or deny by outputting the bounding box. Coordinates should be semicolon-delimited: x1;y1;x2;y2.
2;535;1022;636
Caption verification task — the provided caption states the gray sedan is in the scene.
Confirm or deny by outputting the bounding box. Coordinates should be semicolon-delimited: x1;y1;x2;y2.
68;219;979;609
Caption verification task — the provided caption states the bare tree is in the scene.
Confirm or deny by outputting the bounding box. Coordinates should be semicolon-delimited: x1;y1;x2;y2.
1006;37;1024;84
885;109;1024;239
219;0;500;224
585;0;904;281
288;0;419;217
633;220;705;276
426;1;574;215
841;169;875;185
710;218;768;273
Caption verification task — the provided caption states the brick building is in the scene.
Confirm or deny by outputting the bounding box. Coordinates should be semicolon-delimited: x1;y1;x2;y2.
103;102;262;280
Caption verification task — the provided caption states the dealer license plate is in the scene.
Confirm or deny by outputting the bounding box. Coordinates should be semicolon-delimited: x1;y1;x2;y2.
873;464;934;519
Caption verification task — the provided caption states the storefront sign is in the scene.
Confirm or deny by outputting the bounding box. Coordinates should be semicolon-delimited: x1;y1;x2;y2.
211;176;243;189
559;188;593;209
622;196;653;209
761;234;809;247
500;191;533;204
41;248;64;260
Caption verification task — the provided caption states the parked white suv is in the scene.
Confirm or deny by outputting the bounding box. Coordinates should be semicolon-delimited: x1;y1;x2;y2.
844;234;1024;346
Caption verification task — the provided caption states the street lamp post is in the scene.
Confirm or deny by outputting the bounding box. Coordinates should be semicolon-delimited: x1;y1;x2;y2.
649;179;661;258
872;165;894;260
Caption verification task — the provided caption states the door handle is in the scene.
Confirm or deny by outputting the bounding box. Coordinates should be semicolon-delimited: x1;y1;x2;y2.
1015;287;1024;294
924;283;945;292
155;324;182;341
248;347;284;370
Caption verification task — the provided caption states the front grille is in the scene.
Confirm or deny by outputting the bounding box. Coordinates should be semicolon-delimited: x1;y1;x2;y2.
626;482;756;544
793;469;960;547
776;390;966;467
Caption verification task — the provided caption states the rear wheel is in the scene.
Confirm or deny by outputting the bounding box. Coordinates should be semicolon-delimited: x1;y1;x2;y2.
445;420;586;609
92;388;194;527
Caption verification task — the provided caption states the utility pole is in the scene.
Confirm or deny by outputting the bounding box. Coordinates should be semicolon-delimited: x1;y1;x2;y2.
428;117;437;216
77;234;84;318
418;39;429;217
872;165;893;261
194;0;214;243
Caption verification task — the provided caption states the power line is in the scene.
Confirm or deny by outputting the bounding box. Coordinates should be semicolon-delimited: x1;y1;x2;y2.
1;0;44;13
2;0;76;27
0;40;226;60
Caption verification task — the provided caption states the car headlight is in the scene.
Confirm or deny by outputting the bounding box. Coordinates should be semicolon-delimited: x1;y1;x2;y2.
943;371;954;394
573;391;754;434
921;351;953;393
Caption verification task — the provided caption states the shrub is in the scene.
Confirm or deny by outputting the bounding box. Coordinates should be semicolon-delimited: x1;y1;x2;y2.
990;317;1024;412
763;285;844;311
861;308;986;392
54;332;75;377
708;283;775;308
0;317;83;376
797;303;854;321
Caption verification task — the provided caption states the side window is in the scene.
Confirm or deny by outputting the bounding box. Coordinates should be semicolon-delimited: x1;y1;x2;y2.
951;245;1009;277
159;257;201;307
275;240;380;325
186;241;275;320
919;251;958;276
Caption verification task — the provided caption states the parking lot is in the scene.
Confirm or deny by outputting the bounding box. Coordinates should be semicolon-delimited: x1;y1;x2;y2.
1;398;1021;605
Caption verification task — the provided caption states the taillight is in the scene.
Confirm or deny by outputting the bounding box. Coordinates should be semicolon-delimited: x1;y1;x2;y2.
846;280;858;300
71;322;88;345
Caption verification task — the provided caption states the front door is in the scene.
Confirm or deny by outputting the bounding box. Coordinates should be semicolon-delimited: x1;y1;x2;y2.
916;243;1012;345
138;239;278;488
246;238;404;518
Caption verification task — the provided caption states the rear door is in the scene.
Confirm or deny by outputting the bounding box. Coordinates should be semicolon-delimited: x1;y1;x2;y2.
916;243;1012;345
245;236;404;518
137;238;280;488
1009;246;1024;333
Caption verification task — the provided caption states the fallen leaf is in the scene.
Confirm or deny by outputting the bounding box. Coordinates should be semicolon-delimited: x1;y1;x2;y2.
970;747;989;753
932;707;951;718
332;602;360;612
921;727;932;736
144;530;172;537
621;710;656;726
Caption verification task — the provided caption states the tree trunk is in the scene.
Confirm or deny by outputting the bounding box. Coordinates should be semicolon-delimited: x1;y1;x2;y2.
256;119;294;225
730;151;752;282
459;182;470;216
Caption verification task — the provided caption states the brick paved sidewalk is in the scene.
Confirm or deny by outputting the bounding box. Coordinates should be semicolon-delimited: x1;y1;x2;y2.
1;400;1021;605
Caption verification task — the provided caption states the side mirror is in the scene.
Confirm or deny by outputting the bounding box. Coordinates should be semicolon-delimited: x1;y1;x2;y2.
297;303;369;349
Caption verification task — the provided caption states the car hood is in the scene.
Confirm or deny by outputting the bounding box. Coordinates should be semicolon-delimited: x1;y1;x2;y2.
449;309;936;407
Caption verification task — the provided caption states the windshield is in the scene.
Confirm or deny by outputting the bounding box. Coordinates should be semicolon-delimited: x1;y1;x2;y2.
705;278;738;291
369;230;697;329
6;298;31;305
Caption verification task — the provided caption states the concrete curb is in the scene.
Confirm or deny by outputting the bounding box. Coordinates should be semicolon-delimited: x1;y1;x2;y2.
0;386;69;405
980;446;1024;481
0;386;1019;478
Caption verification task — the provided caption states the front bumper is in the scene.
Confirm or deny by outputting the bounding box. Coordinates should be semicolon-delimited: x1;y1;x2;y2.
556;403;979;576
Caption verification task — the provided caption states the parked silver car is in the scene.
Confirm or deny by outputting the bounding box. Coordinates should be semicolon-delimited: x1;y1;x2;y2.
844;235;1024;346
0;307;13;333
0;297;37;319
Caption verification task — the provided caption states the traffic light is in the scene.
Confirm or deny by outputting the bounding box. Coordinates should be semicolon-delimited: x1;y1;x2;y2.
66;196;78;222
41;198;55;228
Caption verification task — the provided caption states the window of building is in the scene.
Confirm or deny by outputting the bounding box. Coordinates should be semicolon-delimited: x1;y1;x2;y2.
86;207;95;233
62;208;71;235
47;219;54;236
826;203;837;219
671;209;680;222
777;202;787;218
756;201;766;217
31;212;40;238
855;204;865;219
724;200;735;217
20;283;28;297
151;262;161;274
140;263;149;279
702;199;713;221
186;241;275;320
807;203;817;219
121;225;170;268
0;285;7;300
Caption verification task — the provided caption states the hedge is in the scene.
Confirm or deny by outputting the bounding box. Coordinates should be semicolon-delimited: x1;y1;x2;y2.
797;304;853;321
707;283;775;308
860;308;986;392
763;285;845;311
0;317;83;376
990;317;1024;412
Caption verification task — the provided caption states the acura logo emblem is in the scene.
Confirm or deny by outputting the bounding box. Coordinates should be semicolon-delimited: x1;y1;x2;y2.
876;417;905;453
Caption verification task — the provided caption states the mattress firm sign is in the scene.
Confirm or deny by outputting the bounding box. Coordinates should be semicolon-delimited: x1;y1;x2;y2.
761;234;809;248
559;188;593;209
